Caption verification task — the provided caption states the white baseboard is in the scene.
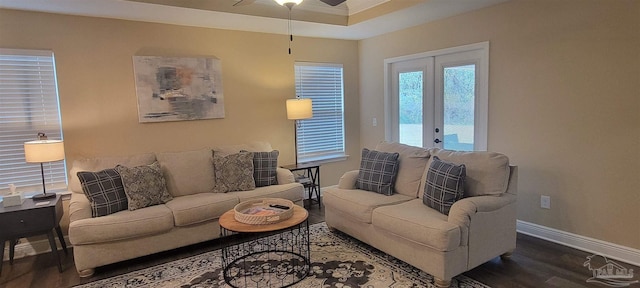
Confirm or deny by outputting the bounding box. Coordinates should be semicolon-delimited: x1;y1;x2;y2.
517;220;640;267
2;236;70;262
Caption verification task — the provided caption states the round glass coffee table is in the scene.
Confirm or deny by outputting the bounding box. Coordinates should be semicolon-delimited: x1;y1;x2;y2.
219;204;310;288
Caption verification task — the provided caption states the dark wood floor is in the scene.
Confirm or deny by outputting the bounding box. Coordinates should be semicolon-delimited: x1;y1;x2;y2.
1;200;637;288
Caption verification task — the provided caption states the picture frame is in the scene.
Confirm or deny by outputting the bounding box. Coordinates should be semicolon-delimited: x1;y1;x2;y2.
132;56;224;123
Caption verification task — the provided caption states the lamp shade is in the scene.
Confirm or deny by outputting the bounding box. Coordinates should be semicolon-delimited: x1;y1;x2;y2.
286;98;313;120
274;0;303;5
24;140;65;163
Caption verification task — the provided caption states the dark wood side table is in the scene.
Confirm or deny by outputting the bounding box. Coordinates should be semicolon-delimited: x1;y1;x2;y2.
0;194;68;275
281;163;321;208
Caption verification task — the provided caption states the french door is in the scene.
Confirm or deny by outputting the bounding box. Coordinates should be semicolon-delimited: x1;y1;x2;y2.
386;43;488;151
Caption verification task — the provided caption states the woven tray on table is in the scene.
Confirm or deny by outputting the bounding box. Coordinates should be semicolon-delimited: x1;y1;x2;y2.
233;198;294;225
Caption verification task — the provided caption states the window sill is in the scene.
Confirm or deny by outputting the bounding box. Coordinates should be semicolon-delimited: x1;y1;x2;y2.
299;155;349;166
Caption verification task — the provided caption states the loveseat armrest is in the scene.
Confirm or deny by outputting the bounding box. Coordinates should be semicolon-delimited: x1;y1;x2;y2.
448;193;517;269
277;167;296;184
448;194;516;229
337;170;359;189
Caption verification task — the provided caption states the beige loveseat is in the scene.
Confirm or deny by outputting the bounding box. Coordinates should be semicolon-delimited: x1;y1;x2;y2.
68;142;304;277
324;142;517;288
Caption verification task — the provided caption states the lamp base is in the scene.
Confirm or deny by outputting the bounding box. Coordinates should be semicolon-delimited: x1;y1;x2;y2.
32;193;57;201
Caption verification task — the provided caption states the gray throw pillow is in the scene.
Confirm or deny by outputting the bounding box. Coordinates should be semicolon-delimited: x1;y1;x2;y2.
115;162;173;211
355;148;400;196
213;152;256;193
243;150;279;187
423;156;466;215
77;168;128;217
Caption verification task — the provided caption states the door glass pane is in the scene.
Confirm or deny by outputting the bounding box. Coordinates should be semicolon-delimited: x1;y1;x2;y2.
443;64;475;151
398;71;423;147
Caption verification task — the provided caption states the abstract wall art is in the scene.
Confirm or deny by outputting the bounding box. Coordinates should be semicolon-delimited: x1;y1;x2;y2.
133;56;224;123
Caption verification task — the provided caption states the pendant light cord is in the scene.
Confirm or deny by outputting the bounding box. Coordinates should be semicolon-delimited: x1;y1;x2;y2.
288;6;293;54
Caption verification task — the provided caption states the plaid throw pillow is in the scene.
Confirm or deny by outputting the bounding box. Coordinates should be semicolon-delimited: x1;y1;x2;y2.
355;148;400;196
242;150;279;187
77;168;128;217
423;156;466;215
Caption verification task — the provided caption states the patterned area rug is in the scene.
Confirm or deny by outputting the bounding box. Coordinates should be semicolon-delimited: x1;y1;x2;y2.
75;223;490;288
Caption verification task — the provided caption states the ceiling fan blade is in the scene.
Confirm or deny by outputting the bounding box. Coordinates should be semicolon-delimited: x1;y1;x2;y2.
319;0;346;6
233;0;257;6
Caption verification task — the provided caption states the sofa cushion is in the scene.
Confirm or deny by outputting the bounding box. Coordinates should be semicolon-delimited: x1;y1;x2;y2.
423;156;466;215
213;152;256;193
375;141;430;197
156;149;215;197
77;168;128;217
323;187;413;223
165;193;239;227
245;150;279;187
231;183;304;203
355;148;400;196
429;149;510;196
69;153;157;194
115;162;173;210
372;199;461;252
68;204;174;245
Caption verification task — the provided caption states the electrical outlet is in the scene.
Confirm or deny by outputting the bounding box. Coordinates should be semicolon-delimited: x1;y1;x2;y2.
540;195;551;209
372;118;377;127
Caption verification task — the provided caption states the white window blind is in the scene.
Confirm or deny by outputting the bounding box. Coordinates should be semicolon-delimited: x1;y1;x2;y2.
0;49;67;195
294;62;345;163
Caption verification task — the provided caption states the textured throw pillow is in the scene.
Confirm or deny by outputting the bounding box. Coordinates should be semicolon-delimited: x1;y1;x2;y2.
355;148;400;196
77;168;128;217
213;152;256;193
242;150;279;187
115;162;173;211
423;156;466;215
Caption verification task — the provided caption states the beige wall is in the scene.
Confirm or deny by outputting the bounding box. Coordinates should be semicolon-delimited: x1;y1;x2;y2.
1;0;638;254
359;0;640;249
0;9;361;235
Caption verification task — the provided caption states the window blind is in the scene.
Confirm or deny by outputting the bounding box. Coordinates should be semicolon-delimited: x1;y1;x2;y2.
0;49;67;194
294;62;345;163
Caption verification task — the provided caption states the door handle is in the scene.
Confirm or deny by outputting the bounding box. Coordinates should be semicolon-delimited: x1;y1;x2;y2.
434;139;441;144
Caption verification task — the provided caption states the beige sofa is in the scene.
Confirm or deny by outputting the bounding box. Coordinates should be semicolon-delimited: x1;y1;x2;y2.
324;142;517;288
67;142;304;277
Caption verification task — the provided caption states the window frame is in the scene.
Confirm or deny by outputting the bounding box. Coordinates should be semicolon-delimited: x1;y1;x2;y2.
0;48;67;196
294;62;346;164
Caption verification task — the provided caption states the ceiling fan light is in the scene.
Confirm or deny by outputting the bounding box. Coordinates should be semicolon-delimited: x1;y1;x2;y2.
274;0;303;6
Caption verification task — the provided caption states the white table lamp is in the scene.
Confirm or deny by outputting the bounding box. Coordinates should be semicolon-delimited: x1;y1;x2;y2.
24;133;65;200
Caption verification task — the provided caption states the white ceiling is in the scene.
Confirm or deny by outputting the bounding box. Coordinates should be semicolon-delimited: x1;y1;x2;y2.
0;0;509;40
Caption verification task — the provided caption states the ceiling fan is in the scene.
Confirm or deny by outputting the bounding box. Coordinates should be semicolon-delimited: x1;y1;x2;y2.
234;0;347;7
233;0;347;54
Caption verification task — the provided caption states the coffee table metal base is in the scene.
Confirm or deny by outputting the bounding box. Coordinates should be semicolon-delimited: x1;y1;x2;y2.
221;220;310;288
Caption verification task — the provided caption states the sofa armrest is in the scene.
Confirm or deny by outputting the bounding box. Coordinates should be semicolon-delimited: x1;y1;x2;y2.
448;193;517;268
337;170;359;189
69;192;93;223
277;167;296;184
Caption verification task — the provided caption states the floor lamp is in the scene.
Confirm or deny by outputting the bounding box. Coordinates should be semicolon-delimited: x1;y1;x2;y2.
286;98;312;164
24;133;65;201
